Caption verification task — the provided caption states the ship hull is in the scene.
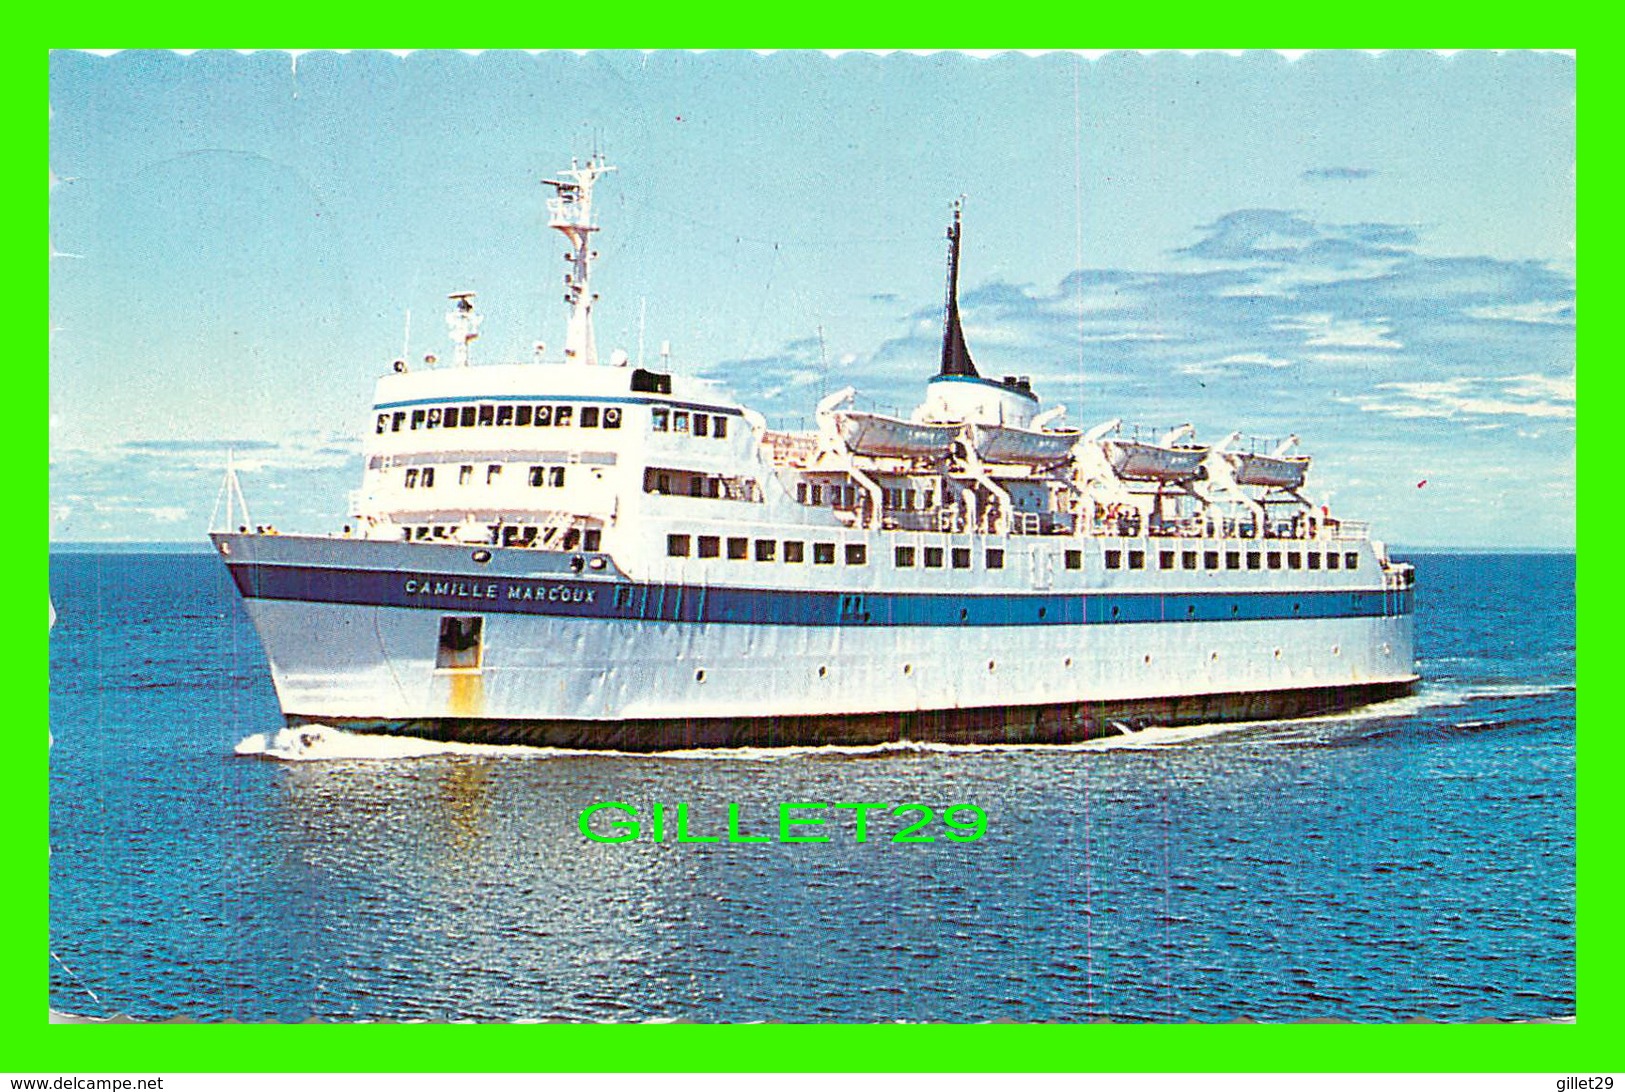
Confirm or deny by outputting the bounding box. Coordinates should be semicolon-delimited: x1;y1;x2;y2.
221;533;1417;751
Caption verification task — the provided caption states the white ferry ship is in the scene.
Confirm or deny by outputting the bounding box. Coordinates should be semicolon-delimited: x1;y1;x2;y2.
211;156;1417;749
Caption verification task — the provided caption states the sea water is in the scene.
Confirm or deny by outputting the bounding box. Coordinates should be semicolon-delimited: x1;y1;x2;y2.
47;551;1575;1022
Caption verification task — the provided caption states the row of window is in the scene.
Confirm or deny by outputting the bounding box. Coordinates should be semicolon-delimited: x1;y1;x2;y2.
403;525;602;551
668;534;865;566
645;468;763;502
664;534;1362;574
402;464;570;489
651;408;730;439
377;403;625;434
1102;549;1361;572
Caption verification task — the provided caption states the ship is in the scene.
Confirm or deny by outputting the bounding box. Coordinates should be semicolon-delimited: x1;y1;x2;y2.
210;155;1417;750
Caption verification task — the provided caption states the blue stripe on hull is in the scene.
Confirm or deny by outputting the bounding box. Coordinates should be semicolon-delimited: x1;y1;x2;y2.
228;562;1415;627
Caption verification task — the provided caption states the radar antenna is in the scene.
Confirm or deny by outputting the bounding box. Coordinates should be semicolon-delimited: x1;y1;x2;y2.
543;154;615;365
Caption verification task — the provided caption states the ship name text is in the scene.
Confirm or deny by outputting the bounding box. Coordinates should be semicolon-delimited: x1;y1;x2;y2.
402;578;596;604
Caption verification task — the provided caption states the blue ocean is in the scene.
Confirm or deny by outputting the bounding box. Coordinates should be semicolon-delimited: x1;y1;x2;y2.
47;550;1575;1022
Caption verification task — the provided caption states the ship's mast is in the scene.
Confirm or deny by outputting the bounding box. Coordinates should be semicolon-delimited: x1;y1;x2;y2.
939;197;979;379
543;154;615;365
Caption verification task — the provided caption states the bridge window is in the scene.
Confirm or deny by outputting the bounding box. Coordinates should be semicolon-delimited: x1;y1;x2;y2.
1105;550;1122;570
986;548;1004;570
698;535;720;558
1327;552;1341;570
1345;552;1359;570
651;408;668;432
1065;550;1082;570
924;547;944;569
784;540;805;563
726;537;748;560
667;534;690;558
581;407;600;428
516;405;532;426
673;411;689;433
895;546;916;567
811;485;823;505
756;539;776;562
846;544;868;566
477;404;494;427
814;543;835;565
694;413;709;437
713;416;727;439
496;405;514;427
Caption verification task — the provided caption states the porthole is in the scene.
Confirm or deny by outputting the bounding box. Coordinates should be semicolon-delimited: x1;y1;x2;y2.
471;549;492;564
1230;603;1239;615
1064;657;1073;668
818;665;828;678
903;663;913;676
1186;604;1196;617
1038;607;1047;619
959;608;969;621
1273;648;1282;659
1210;651;1219;661
1332;645;1341;656
1143;654;1152;665
1111;605;1120;619
694;669;707;683
988;660;997;672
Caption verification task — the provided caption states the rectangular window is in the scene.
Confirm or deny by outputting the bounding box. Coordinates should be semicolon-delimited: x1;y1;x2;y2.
562;528;580;551
421;467;435;488
1160;550;1176;570
1128;550;1145;570
727;537;749;560
655;472;671;494
952;547;971;569
392;411;405;432
581;406;600;428
1226;551;1241;570
550;467;566;487
530;406;550;427
698;535;720;558
814;543;835;565
667;534;690;558
713;416;727;439
1064;549;1083;571
846;544;868;566
555;406;573;427
811;485;823;506
755;539;776;562
1327;552;1341;570
1308;553;1322;570
583;530;601;551
1345;552;1359;570
603;407;622;429
693;413;709;437
1288;553;1303;570
689;475;704;497
496;405;515;427
1105;550;1122;570
924;546;944;568
404;468;419;488
478;404;495;427
529;466;546;487
427;408;442;428
796;483;808;504
895;546;916;567
487;464;502;485
707;478;721;499
1247;553;1262;570
444;405;462;429
376;413;389;434
1204;551;1219;570
435;616;483;671
673;411;689;433
651;408;668;432
1183;551;1198;570
1268;552;1282;570
905;489;917;510
411;409;426;429
459;465;473;485
458;406;476;427
784;540;805;563
986;548;1004;570
515;405;533;427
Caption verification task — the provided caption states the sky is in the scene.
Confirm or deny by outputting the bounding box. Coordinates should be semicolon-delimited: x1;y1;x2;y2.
48;50;1575;548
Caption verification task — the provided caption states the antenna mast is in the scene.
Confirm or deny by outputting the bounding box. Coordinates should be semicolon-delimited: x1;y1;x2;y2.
543;154;616;365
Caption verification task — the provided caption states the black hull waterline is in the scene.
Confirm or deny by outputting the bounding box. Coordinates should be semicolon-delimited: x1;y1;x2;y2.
289;677;1419;752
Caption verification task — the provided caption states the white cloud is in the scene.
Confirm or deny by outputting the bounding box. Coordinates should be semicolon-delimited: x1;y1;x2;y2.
1276;313;1404;350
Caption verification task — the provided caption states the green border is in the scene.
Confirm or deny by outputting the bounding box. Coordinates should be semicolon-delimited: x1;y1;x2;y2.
29;24;1600;1076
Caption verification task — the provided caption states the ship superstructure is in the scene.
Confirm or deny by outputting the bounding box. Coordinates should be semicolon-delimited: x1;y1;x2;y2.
212;158;1416;749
